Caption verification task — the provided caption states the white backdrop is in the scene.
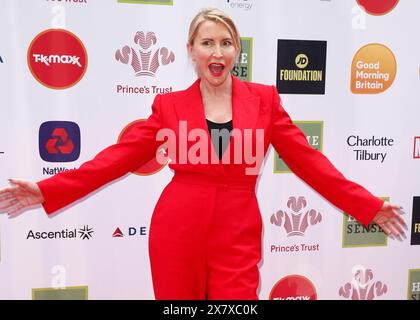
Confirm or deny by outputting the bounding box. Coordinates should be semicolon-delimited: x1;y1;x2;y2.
0;0;419;300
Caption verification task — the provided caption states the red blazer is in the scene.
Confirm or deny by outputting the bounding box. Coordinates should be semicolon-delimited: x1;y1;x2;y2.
37;75;383;227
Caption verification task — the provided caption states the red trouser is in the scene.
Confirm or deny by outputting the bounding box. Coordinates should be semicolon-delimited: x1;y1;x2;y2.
148;172;262;300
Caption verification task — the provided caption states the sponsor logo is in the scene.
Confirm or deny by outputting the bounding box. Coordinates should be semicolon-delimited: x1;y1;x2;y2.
26;225;93;240
408;269;420;300
414;137;420;159
356;0;399;15
0;56;3;63
346;135;394;163
232;37;253;81
276;39;327;94
39;121;81;163
339;265;387;299
274;121;323;173
112;226;147;237
226;0;253;11
118;119;167;175
342;197;388;248
115;31;175;94
28;29;87;89
269;275;317;300
351;43;397;94
270;196;321;254
411;197;420;245
117;0;173;5
32;286;88;300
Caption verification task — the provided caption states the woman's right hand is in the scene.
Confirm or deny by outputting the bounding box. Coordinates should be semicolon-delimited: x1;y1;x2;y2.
0;179;45;218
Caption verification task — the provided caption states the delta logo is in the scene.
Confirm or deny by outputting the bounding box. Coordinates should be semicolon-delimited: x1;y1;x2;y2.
117;0;173;5
351;43;397;94
339;265;388;300
115;31;175;77
117;119;167;175
39;121;81;163
27;29;88;89
112;226;147;237
232;37;253;81
356;0;399;16
274;121;323;173
342;197;388;248
269;275;317;300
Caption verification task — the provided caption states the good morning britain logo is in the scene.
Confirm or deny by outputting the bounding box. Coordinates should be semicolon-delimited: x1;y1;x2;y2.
351;43;397;94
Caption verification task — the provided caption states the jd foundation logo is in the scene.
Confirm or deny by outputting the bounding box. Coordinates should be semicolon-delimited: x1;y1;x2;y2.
28;29;88;89
115;31;175;77
269;275;317;300
342;197;388;248
117;119;168;175
339;265;387;300
274;121;323;173
270;196;322;237
408;269;420;300
277;39;327;94
232;37;253;81
33;286;88;300
411;196;420;245
117;0;173;4
351;43;397;94
356;0;399;15
39;121;81;163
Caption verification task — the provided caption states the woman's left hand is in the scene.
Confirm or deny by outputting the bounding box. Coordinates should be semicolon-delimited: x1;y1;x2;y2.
372;201;408;240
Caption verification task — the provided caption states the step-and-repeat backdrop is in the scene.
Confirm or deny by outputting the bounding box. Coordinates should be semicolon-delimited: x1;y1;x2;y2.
0;0;419;300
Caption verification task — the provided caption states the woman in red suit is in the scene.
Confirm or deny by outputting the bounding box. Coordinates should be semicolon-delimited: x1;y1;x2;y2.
0;8;407;299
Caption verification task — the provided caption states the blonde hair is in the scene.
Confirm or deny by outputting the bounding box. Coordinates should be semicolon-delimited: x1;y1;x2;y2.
188;8;241;52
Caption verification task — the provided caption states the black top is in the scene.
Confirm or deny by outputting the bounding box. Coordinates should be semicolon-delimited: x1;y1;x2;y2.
206;119;233;160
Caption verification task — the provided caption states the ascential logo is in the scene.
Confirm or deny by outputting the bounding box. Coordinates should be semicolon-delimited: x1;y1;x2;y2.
26;225;94;240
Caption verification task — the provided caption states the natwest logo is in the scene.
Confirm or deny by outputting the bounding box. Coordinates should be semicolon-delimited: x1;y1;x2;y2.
356;0;399;15
39;121;81;162
28;29;88;89
115;31;174;77
270;196;322;236
269;275;317;300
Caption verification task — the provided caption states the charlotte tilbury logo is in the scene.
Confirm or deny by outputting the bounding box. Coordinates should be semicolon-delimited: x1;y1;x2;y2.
115;31;175;77
339;265;387;300
270;196;322;236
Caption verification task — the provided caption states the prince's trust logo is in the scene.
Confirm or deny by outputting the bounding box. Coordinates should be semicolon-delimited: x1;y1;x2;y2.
269;196;322;254
339;265;388;300
115;31;175;77
270;196;322;236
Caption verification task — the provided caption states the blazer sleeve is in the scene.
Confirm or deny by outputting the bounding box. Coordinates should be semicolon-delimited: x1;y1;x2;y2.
37;94;163;215
268;86;383;228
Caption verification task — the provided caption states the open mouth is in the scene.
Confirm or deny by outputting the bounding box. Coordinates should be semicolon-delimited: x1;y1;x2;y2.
208;63;225;77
